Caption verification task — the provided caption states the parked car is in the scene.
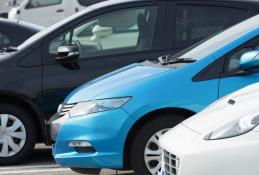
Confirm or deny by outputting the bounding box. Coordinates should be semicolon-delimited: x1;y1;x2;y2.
8;0;106;26
51;14;259;175
160;81;259;175
0;18;43;50
0;0;258;166
0;0;23;18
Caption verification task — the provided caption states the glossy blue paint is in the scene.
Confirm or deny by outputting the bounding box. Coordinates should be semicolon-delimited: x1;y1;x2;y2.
53;26;259;169
54;109;135;168
240;50;259;71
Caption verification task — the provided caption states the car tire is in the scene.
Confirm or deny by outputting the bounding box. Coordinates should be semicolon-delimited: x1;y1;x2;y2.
0;103;37;165
130;114;186;175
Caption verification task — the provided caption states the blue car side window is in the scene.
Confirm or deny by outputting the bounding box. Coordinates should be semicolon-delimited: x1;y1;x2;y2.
225;36;259;72
227;48;253;72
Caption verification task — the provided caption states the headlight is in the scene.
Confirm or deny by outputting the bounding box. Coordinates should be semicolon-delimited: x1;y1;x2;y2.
205;113;259;140
68;97;131;117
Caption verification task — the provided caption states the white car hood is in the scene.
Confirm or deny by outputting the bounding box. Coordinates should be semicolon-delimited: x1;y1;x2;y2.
183;83;259;134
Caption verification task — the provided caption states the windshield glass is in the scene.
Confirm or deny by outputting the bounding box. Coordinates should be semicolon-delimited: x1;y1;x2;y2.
173;14;259;60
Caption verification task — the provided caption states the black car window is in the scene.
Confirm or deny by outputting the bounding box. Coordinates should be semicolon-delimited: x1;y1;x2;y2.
0;32;11;48
48;6;158;59
225;36;259;73
77;0;105;7
26;0;62;9
175;5;249;49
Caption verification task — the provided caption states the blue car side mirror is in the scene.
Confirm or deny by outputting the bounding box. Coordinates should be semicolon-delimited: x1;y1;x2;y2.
240;50;259;71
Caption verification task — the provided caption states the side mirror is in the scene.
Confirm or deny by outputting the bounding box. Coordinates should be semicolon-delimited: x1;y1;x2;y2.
55;45;80;63
240;50;259;71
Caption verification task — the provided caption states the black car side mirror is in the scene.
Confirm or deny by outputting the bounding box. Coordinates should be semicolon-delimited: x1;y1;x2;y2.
55;45;80;63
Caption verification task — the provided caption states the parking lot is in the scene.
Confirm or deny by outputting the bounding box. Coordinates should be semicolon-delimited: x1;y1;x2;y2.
2;0;259;175
0;145;134;175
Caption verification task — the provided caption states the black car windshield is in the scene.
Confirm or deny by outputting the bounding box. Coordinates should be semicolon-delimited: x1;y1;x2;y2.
173;15;259;61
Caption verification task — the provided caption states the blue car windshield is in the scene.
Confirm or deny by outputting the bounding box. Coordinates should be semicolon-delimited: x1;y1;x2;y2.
175;15;259;61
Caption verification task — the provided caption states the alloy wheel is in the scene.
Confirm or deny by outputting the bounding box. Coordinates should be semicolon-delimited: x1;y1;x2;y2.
0;114;26;157
144;128;169;175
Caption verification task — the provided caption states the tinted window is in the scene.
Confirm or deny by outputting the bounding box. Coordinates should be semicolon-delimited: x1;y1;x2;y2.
0;32;10;48
26;0;62;9
77;0;104;7
175;5;249;49
177;14;258;61
49;6;157;59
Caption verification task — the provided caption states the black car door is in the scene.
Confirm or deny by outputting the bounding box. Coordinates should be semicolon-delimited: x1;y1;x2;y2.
41;1;168;116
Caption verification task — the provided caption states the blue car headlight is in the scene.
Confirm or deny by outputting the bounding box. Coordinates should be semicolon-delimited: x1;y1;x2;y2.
205;113;259;140
68;97;131;117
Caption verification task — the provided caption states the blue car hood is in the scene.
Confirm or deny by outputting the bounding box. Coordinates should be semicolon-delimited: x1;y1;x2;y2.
65;62;171;104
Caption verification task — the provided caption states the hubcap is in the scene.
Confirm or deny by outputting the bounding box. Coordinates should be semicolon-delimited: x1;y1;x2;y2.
0;114;26;157
144;129;169;175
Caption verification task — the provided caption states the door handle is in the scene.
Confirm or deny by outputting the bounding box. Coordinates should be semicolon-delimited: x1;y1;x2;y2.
56;9;64;13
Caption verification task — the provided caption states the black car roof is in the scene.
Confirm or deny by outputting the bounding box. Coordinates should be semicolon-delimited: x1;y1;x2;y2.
129;0;259;2
105;0;259;6
96;0;259;11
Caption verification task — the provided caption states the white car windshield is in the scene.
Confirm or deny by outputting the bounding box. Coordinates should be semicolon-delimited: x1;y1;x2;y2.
176;14;259;60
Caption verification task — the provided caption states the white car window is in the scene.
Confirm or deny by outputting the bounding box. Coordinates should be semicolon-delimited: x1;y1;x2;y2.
26;0;62;9
77;0;104;7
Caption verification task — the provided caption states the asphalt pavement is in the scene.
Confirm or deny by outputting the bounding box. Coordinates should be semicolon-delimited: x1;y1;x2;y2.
0;145;134;175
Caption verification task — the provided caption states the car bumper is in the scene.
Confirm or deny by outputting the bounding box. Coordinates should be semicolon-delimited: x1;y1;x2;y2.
52;108;135;169
49;113;68;142
159;124;259;175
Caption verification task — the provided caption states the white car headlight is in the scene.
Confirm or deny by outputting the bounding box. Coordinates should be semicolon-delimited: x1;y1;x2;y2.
68;97;131;117
205;113;259;140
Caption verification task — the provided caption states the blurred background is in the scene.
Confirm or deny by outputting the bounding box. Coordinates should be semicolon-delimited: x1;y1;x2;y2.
0;0;22;18
0;0;105;26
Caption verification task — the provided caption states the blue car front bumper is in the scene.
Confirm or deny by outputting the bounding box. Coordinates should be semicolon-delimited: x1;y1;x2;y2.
52;108;135;169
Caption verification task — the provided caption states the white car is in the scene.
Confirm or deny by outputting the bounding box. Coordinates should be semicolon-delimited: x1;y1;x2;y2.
159;82;259;175
8;0;105;27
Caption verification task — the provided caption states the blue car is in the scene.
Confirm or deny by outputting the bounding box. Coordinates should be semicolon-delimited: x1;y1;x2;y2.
51;14;259;175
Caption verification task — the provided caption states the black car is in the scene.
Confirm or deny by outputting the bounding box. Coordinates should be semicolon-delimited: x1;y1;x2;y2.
0;18;43;50
0;0;259;165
